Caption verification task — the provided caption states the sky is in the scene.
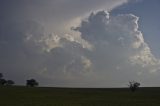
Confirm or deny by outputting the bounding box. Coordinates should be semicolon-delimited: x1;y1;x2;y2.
0;0;160;87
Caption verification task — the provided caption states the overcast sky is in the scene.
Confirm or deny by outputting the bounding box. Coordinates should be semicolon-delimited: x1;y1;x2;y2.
0;0;160;87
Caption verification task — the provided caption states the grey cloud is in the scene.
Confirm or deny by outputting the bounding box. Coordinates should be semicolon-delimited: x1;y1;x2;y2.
0;0;129;33
0;19;92;86
1;0;160;87
1;10;160;87
36;10;160;87
0;20;46;84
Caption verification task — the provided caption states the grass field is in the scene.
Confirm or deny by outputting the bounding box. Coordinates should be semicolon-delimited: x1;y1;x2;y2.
0;86;160;106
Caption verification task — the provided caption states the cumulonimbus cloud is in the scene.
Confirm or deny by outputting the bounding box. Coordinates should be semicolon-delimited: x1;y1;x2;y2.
74;11;160;72
1;6;160;87
73;11;160;76
32;10;160;87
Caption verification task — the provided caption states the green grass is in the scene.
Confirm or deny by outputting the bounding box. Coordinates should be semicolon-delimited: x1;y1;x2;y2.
0;86;160;106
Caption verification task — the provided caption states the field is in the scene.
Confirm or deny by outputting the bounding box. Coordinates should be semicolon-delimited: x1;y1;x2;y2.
0;86;160;106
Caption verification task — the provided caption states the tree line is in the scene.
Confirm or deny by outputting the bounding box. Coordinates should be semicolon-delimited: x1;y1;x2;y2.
0;73;39;87
0;72;141;92
0;73;14;86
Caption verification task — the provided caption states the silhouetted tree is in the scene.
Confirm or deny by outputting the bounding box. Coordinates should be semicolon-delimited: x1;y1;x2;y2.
0;73;15;86
0;73;3;79
128;81;140;92
26;79;39;87
6;80;15;86
0;73;7;86
0;79;7;85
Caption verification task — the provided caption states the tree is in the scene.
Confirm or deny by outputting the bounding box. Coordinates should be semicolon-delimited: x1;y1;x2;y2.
26;79;39;87
128;81;140;92
0;79;7;86
0;73;15;86
0;73;7;86
0;73;3;79
6;80;15;86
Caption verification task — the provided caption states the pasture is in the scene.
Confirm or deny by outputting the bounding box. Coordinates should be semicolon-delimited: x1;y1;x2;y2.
0;86;160;106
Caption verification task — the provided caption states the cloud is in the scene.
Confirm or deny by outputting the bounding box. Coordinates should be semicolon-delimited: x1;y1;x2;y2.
0;20;46;84
36;34;94;85
32;10;160;87
0;0;129;34
72;11;160;86
1;10;160;87
74;11;160;69
37;33;93;52
1;0;160;87
0;19;93;86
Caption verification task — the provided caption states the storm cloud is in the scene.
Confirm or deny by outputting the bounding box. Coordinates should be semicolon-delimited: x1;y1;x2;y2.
1;0;160;87
39;11;160;87
73;11;160;87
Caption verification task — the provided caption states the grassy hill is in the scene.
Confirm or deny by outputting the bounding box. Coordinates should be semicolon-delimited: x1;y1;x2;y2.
0;86;160;106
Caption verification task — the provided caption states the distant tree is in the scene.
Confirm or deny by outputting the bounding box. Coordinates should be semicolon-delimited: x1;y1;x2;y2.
0;73;3;79
128;81;140;92
26;79;39;87
0;73;15;86
6;80;15;86
0;73;6;86
0;79;7;86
